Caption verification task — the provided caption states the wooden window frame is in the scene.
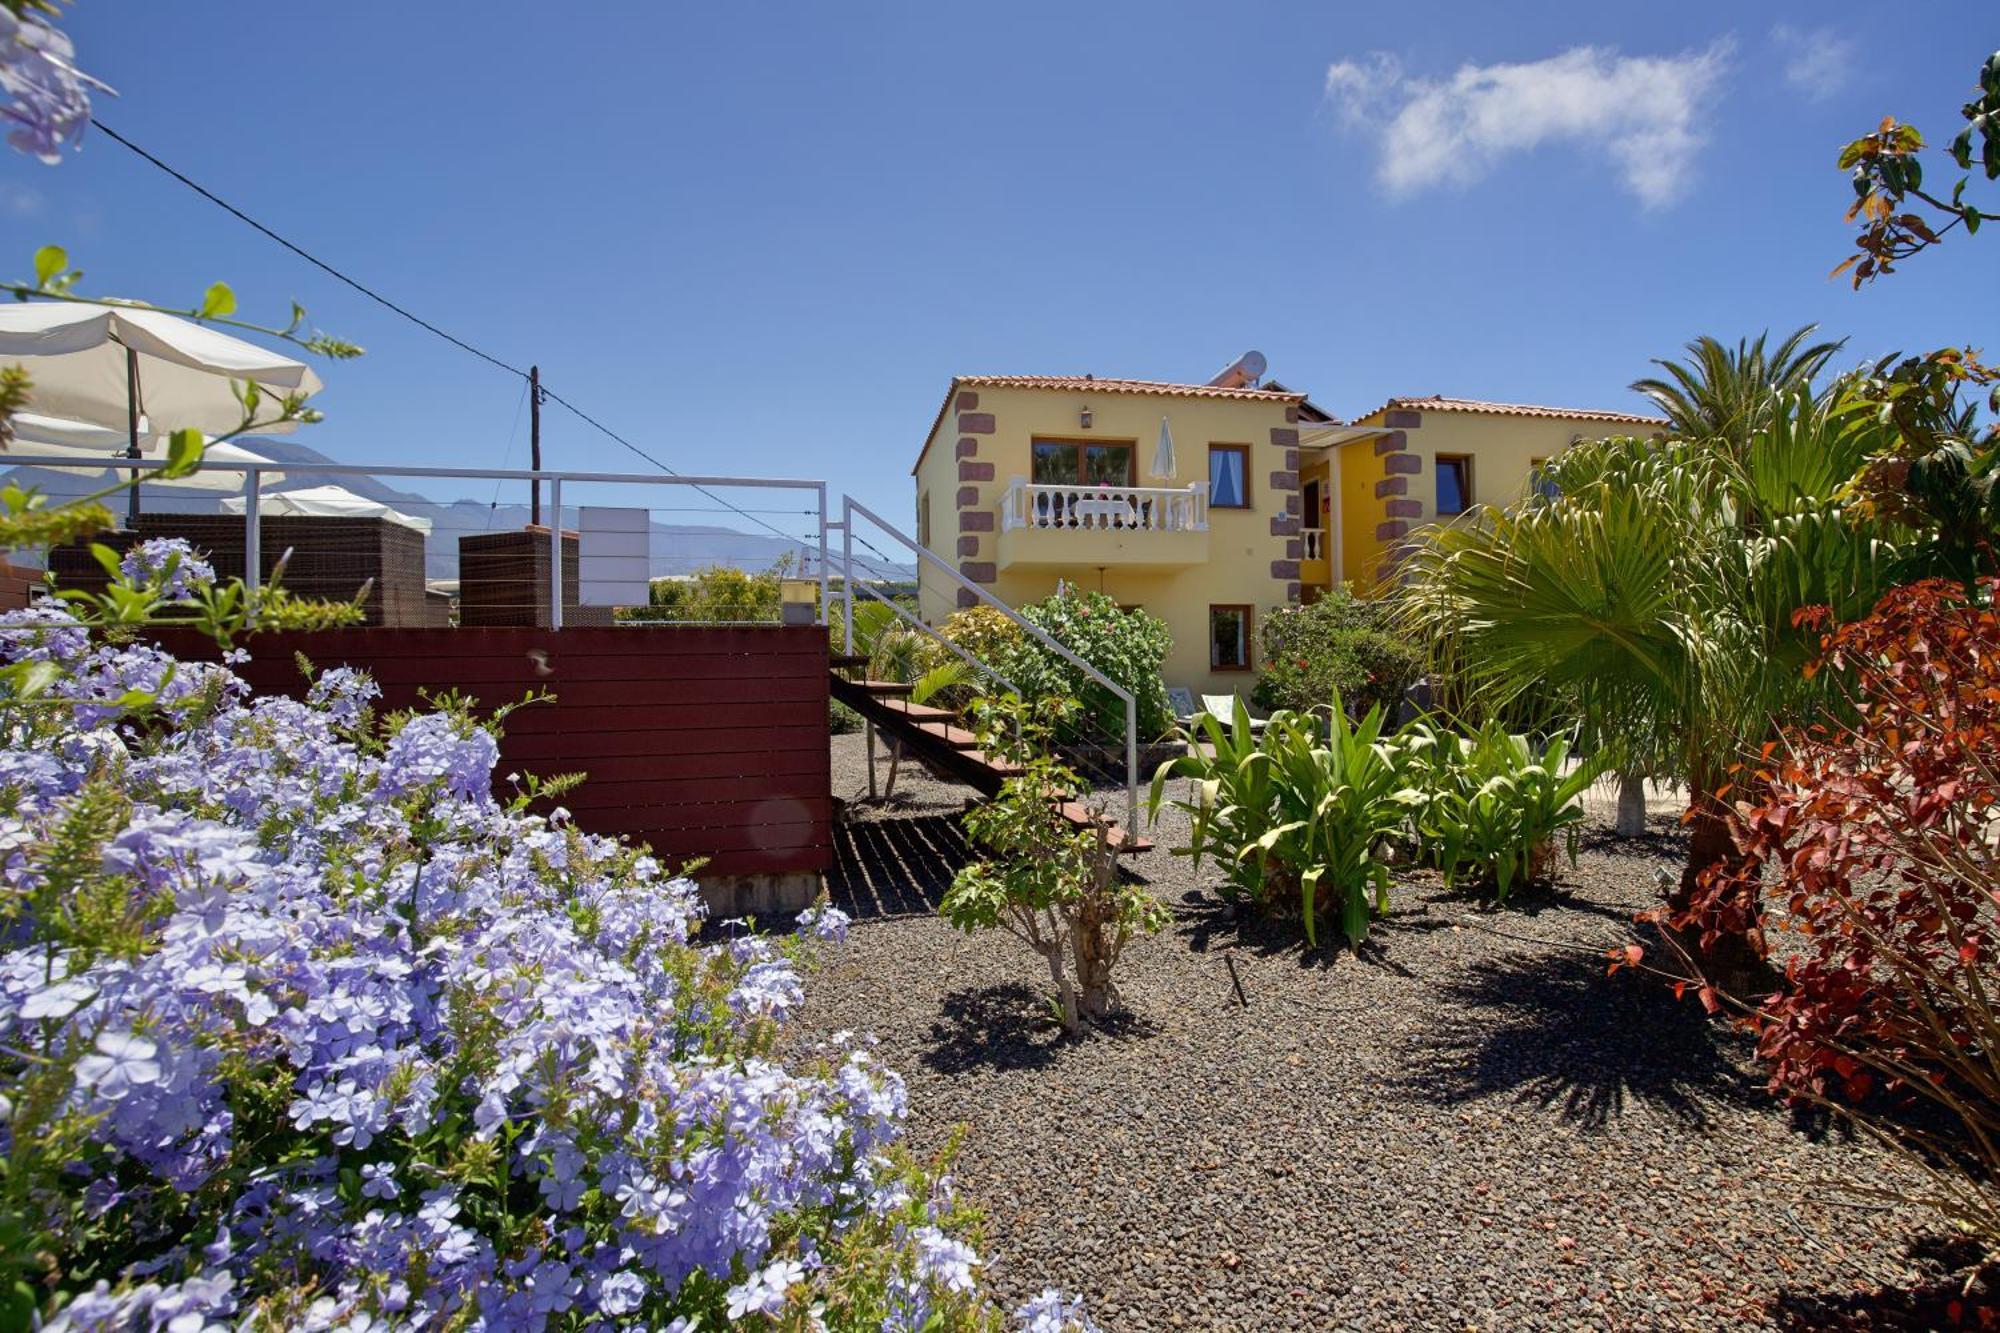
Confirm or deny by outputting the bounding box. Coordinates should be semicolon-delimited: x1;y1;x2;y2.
1436;453;1474;516
1207;443;1252;509
1528;456;1560;501
1030;436;1138;487
917;491;931;549
1209;603;1254;673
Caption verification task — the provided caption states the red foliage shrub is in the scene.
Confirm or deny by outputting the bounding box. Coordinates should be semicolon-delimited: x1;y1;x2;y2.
1681;578;2000;1118
1670;576;2000;1173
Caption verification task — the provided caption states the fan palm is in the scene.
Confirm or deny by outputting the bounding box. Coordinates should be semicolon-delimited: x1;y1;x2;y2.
1399;388;1905;982
1630;327;1845;453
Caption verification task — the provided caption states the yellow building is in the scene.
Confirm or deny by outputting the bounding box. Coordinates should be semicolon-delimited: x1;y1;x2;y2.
910;374;1661;697
1300;395;1666;595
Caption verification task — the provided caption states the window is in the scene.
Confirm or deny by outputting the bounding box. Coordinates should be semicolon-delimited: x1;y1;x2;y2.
1528;458;1560;502
1301;478;1322;527
1209;604;1252;671
1032;438;1134;487
1436;454;1473;515
1207;444;1250;508
917;491;931;547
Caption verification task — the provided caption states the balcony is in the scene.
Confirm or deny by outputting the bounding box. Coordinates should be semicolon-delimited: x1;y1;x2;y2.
1301;525;1331;586
994;478;1210;573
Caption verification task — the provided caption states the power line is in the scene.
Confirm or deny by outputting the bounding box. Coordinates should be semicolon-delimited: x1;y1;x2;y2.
89;118;527;380
86;118;890;575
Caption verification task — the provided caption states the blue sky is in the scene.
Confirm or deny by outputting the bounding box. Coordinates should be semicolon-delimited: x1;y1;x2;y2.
1;3;1988;529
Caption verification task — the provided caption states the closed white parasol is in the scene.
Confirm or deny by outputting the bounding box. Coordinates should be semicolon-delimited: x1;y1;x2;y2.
8;412;283;492
0;301;322;516
1148;416;1176;482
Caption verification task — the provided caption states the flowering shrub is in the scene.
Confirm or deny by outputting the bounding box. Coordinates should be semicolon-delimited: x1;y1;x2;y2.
1673;577;2000;1245
1251;591;1422;721
0;591;1096;1327
1004;591;1173;740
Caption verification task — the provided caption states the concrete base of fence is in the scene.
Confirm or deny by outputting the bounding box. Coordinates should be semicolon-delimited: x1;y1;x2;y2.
697;871;826;922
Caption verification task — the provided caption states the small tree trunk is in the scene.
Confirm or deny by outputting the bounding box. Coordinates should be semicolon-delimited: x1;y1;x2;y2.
883;741;903;799
1613;770;1648;839
1071;826;1122;1021
1046;947;1080;1034
1665;779;1771;997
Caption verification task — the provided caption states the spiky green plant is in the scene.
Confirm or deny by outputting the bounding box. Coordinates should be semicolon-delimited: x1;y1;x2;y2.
1149;695;1421;949
1629;326;1844;453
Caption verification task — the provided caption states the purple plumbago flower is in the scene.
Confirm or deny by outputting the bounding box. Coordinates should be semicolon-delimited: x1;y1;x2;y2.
74;1030;161;1102
913;1224;980;1294
725;1258;804;1320
0;7;107;164
306;668;379;730
1015;1289;1102;1333
796;901;851;944
0;632;1051;1326
118;538;216;603
376;713;499;804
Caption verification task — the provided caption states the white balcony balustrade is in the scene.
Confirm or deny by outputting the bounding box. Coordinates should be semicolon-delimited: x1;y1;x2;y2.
1302;527;1326;561
1000;479;1209;533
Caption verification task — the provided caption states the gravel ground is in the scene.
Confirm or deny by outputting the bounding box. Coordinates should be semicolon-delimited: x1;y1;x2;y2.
801;732;1951;1331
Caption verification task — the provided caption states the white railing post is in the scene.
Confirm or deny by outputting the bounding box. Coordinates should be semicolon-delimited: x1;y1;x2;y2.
815;481;829;626
841;504;854;654
241;472;262;599
1192;480;1209;530
547;476;563;631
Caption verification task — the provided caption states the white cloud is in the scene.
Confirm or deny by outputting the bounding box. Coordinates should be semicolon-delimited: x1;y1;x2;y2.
1323;41;1734;209
0;181;45;220
1772;25;1855;102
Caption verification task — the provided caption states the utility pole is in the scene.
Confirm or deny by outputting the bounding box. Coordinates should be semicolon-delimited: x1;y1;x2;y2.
529;364;543;527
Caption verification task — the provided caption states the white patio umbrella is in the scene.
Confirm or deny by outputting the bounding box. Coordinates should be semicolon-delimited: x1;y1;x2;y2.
222;484;432;537
1148;416;1176;482
0;301;323;518
9;412;283;493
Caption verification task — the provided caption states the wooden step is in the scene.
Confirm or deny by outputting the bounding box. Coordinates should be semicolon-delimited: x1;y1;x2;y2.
830;653;870;670
851;679;914;697
961;750;1026;778
875;699;957;725
915;720;980;750
1054;801;1154;855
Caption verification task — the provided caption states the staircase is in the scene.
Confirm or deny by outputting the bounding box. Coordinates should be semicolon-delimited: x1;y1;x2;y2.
829;654;1152;854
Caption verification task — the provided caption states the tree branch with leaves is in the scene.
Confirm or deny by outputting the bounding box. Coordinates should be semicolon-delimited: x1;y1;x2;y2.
1835;50;2000;286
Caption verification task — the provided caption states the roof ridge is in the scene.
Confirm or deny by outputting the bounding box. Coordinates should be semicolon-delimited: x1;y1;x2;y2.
1349;393;1666;427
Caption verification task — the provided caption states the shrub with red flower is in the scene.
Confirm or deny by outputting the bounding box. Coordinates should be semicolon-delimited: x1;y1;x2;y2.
1679;576;2000;1242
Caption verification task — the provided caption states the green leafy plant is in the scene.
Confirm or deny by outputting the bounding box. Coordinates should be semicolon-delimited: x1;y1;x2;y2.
943;694;1167;1033
1150;695;1421;949
1408;720;1610;901
1253;588;1424;720
1003;590;1173;740
619;558;792;623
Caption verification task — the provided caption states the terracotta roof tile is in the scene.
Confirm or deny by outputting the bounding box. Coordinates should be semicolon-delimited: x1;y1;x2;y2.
957;375;1303;402
1352;394;1666;428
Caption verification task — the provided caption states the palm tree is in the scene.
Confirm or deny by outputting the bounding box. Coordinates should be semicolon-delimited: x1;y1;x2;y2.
1399;388;1905;984
1630;327;1846;453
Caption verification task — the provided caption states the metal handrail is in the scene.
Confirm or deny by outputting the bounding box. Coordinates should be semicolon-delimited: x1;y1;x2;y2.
848;579;1021;698
6;454;831;632
841;495;1139;830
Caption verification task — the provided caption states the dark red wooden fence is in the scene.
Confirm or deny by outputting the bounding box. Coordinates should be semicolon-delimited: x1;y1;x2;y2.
158;626;831;876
